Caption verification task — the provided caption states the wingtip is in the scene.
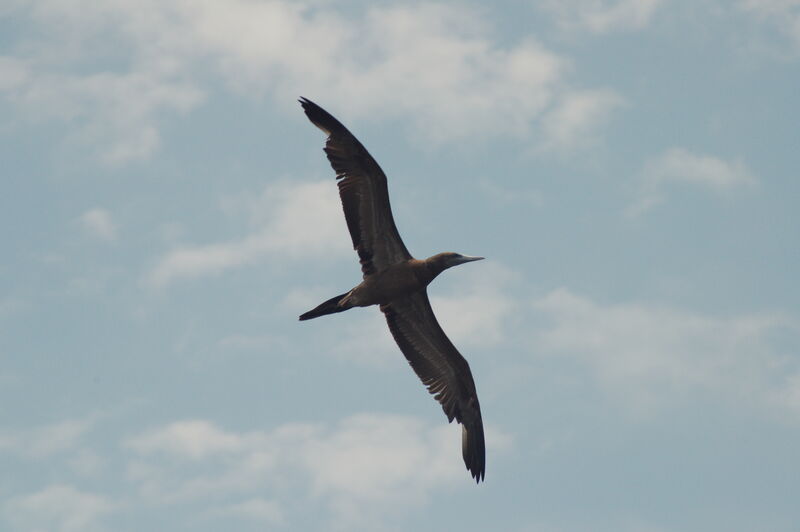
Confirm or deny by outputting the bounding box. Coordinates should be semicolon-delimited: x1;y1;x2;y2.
297;97;347;137
470;463;485;484
297;96;319;113
298;97;317;116
463;422;486;484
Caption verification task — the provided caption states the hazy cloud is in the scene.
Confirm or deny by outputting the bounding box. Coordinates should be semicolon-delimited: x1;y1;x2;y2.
79;208;117;241
146;180;349;286
2;484;116;532
740;0;800;51
0;55;203;164
541;0;664;33
431;261;519;348
2;1;619;162
629;147;757;215
539;88;624;152
331;311;399;367
0;56;29;90
124;413;503;528
0;418;95;458
533;288;800;414
127;419;243;459
207;497;284;526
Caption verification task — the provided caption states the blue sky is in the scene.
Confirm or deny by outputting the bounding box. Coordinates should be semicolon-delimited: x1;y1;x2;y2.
2;0;800;530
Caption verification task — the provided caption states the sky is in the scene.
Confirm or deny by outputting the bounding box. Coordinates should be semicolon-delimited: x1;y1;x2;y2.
2;0;800;530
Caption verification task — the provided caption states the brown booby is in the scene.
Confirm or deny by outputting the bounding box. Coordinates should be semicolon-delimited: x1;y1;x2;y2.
298;97;486;483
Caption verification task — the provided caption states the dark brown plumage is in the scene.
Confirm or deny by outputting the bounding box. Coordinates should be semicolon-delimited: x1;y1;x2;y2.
298;97;486;483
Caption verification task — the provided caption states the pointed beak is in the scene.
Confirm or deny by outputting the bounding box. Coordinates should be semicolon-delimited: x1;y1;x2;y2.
455;255;485;265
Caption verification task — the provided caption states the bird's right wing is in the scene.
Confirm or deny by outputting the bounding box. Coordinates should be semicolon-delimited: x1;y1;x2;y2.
381;290;485;482
299;98;412;276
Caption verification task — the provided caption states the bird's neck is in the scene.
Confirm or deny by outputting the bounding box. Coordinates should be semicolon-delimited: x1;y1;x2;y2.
422;256;449;281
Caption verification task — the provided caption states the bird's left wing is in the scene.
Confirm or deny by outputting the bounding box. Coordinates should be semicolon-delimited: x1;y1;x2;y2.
380;291;485;482
299;97;412;276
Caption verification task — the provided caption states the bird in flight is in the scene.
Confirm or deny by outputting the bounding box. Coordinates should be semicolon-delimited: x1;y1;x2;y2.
298;97;486;483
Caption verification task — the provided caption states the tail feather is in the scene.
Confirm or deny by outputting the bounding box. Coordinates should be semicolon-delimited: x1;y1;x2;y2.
299;292;351;321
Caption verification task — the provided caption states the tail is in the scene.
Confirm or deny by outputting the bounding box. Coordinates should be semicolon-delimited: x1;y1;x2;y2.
299;292;351;321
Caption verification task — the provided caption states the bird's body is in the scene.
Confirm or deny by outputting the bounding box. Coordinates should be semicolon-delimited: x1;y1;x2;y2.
298;97;486;482
301;254;473;313
343;258;434;307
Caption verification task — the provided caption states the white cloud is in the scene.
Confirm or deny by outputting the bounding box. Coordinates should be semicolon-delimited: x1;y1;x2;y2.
0;417;94;458
208;497;283;526
79;208;117;241
0;56;29;91
539;88;624;152
146;180;349;286
1;56;203;164
533;288;800;415
740;0;800;50
741;0;800;12
1;1;618;162
324;6;566;143
331;311;399;366
772;372;800;415
431;261;519;348
126;419;243;458
644;148;757;187
2;484;116;532
629;147;757;215
67;450;106;477
300;415;459;503
541;0;664;33
123;413;504;528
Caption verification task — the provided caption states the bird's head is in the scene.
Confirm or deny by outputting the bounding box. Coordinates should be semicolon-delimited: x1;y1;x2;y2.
427;252;484;276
